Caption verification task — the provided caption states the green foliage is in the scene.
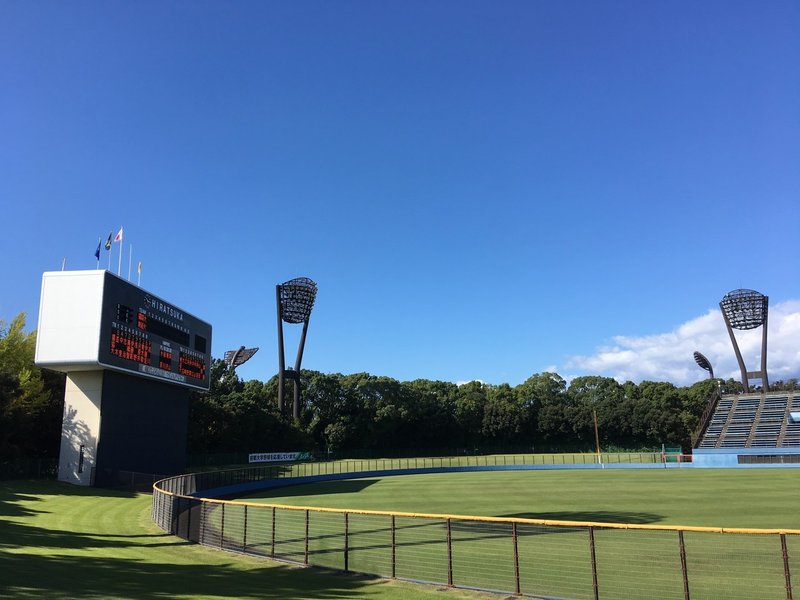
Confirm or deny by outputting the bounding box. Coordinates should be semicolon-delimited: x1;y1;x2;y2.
256;368;714;456
187;359;311;454
0;313;64;459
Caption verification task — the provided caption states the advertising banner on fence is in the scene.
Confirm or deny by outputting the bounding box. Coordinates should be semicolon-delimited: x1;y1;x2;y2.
248;451;312;464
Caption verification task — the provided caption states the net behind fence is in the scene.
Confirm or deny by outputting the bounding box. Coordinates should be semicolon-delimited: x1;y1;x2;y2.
152;465;796;600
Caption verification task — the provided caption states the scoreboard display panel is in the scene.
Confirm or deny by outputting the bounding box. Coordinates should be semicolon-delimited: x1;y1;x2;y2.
36;270;212;391
98;273;212;390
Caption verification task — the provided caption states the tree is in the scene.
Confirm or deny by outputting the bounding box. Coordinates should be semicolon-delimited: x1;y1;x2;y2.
566;376;624;445
187;360;311;454
481;384;526;443
516;372;566;445
402;379;459;449
0;313;64;458
636;381;685;447
679;379;719;447
453;381;487;448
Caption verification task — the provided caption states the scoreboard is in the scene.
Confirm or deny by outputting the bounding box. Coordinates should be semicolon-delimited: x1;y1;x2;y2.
99;273;212;389
36;270;212;391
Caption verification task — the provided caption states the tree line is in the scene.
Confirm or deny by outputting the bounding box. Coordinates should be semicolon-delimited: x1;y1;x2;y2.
189;360;730;457
4;311;785;462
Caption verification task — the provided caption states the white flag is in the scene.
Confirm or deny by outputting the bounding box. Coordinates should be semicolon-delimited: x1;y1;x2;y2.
114;227;123;243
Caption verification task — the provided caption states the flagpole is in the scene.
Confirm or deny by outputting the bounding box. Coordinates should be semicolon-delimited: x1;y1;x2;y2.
108;245;112;270
117;228;123;276
128;244;133;281
61;258;66;271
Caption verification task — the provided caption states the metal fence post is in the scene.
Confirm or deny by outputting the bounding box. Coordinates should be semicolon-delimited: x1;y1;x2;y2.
446;518;453;587
588;526;599;600
781;533;794;600
344;512;349;572
171;494;178;534
220;504;225;549
512;522;520;595
187;498;192;541
242;505;248;552
271;507;276;558
391;515;397;579
304;510;310;565
678;530;690;600
199;501;206;545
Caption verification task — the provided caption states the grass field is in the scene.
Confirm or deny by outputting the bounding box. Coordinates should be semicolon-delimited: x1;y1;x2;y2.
5;468;800;599
243;468;800;528
227;469;800;599
0;480;499;599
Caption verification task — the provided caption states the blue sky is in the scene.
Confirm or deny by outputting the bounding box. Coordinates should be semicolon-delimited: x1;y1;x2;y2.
2;1;798;387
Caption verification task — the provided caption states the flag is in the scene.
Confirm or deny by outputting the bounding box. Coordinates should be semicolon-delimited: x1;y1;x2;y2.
114;227;123;243
137;261;142;274
105;232;112;250
94;241;101;260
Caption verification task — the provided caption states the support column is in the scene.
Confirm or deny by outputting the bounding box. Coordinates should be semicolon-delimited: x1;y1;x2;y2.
58;371;104;486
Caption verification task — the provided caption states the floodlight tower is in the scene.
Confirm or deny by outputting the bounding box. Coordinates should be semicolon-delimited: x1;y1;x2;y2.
276;277;317;419
223;346;259;377
719;289;769;393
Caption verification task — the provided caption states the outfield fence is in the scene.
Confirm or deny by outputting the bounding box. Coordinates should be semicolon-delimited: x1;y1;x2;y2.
172;452;686;490
152;456;798;600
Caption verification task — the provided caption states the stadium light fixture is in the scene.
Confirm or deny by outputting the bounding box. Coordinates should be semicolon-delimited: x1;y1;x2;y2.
223;346;259;375
276;277;318;419
692;351;714;379
719;288;769;393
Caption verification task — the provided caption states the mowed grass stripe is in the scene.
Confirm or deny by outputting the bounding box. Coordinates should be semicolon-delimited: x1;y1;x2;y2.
0;481;500;600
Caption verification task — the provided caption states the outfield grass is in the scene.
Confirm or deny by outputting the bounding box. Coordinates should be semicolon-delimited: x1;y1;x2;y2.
244;468;800;528
232;469;800;599
0;480;500;599
7;469;800;599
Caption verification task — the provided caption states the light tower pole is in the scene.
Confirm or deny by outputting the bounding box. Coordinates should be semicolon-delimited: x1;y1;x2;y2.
719;289;769;393
276;277;317;419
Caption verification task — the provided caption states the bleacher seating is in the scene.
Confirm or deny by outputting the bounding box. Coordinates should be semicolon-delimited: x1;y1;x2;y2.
782;396;800;447
697;392;797;449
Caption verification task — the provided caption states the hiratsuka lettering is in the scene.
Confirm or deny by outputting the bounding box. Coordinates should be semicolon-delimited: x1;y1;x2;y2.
143;295;184;321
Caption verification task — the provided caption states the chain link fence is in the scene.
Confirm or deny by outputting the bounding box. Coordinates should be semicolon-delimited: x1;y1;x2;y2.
152;459;795;600
164;452;680;494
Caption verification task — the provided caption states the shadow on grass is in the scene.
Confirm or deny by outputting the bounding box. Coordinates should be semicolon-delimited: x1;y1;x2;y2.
0;481;400;600
0;519;181;550
498;511;663;525
0;551;388;599
0;480;138;520
1;480;138;499
242;478;379;500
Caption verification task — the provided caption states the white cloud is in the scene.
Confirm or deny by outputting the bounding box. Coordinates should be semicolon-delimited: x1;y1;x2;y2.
562;300;800;386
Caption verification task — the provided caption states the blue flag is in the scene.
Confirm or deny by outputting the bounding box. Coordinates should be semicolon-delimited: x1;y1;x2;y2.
94;241;101;260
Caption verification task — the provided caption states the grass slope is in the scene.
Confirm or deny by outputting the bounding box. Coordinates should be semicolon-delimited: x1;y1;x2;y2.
0;480;499;600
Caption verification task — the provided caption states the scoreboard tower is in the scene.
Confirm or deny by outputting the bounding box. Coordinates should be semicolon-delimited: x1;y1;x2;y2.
35;270;212;486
